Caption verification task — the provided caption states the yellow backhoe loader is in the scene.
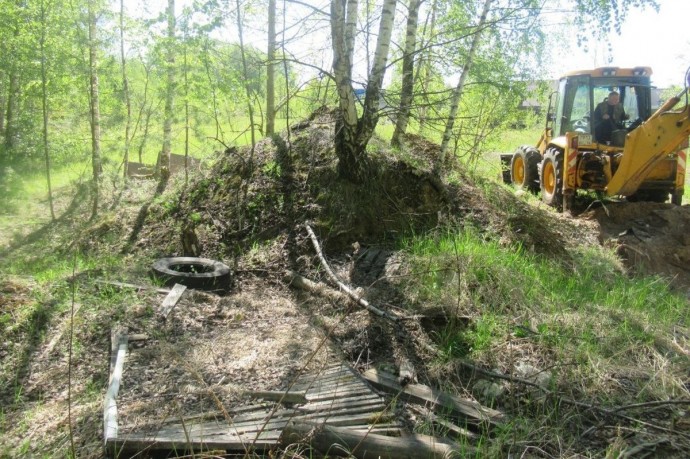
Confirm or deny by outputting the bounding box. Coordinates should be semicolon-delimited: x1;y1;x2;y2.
502;66;690;211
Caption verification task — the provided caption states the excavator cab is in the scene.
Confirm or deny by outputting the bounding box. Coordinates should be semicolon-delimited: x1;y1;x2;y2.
547;68;653;146
503;66;689;211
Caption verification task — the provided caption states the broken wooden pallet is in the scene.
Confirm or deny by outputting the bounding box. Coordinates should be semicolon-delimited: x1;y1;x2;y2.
106;363;402;456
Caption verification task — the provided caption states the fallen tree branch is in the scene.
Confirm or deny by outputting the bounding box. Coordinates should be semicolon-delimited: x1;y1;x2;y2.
304;225;400;323
284;270;348;303
611;399;690;413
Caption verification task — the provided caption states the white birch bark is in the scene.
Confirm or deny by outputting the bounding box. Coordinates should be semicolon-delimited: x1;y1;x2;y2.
438;0;493;170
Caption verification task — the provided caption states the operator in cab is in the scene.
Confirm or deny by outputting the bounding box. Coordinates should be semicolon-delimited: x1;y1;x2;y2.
594;90;628;143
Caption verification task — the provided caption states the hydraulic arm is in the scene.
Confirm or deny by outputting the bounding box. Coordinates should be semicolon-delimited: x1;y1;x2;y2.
607;87;690;196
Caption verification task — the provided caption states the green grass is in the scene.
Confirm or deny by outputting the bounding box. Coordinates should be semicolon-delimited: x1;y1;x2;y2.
402;228;688;369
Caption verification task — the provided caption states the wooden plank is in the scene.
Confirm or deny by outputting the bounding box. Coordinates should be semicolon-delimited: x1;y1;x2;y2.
108;430;279;454
362;369;504;427
304;377;368;390
230;401;385;426
245;390;308;404
95;279;171;294
298;396;385;412
291;375;364;391
306;388;375;403
301;393;382;407
281;422;469;459
104;332;128;444
149;420;288;437
292;373;357;389
297;411;394;427
160;283;187;318
304;381;369;395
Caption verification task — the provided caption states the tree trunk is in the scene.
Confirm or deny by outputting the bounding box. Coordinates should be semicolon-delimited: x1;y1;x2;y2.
183;25;190;185
0;76;5;137
119;0;132;182
437;0;493;171
134;58;153;163
391;0;421;148
4;72;19;152
236;0;257;156
355;0;397;150
331;0;362;182
4;13;21;154
331;0;397;183
88;3;102;219
416;0;438;133
201;39;223;141
159;0;175;191
39;0;55;221
266;0;276;136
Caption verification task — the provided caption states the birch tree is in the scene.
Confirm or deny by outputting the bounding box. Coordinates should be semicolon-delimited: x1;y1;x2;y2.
159;0;176;191
39;0;55;220
236;0;257;154
390;0;421;148
87;2;102;219
120;0;132;181
266;0;276;136
331;0;397;183
436;0;492;171
3;2;23;154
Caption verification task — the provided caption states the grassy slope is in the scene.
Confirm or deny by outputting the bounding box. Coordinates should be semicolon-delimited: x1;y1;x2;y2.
1;126;689;457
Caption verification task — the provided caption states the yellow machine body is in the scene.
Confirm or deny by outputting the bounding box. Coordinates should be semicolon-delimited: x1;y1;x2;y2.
503;66;690;210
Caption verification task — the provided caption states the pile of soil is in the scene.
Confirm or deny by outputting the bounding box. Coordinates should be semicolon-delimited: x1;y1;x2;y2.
591;201;690;294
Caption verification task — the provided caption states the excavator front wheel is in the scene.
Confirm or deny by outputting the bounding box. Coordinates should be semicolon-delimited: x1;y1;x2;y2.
540;148;564;210
510;146;541;193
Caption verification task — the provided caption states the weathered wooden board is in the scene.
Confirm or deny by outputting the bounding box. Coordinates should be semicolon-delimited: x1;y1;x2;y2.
160;283;187;317
103;331;128;444
95;279;171;294
362;368;504;426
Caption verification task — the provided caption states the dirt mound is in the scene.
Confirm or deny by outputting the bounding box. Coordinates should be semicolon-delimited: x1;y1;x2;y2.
135;109;508;262
591;202;690;293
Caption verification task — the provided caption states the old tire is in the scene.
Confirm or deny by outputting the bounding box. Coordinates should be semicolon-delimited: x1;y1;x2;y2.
511;146;541;193
152;257;231;291
540;148;564;210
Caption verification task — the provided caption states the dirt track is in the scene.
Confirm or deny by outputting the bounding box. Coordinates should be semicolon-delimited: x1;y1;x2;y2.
590;202;690;295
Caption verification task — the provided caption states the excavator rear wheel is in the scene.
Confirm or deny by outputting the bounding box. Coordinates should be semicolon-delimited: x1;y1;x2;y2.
540;148;564;210
510;146;541;193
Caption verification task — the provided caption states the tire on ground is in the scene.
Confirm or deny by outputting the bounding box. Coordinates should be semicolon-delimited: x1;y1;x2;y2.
539;148;564;210
510;146;541;193
151;257;231;291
